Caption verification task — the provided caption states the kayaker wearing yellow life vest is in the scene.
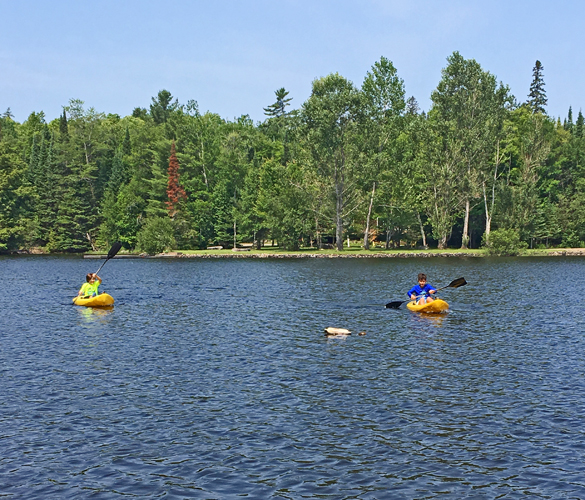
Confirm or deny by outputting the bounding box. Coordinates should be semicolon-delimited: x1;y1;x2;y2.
407;273;437;305
78;273;102;298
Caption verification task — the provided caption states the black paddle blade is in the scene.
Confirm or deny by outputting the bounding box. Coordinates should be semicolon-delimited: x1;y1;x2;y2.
448;277;467;288
385;300;405;309
107;241;122;260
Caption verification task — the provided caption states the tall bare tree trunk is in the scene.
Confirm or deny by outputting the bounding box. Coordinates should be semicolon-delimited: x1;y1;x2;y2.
483;181;493;245
363;182;376;250
336;185;343;250
86;232;97;251
461;199;470;249
385;227;393;249
335;155;344;252
200;139;208;189
483;141;503;246
416;213;427;248
438;234;448;249
315;216;322;249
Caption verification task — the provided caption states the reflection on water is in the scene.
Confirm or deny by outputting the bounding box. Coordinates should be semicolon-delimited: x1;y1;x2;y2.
1;256;585;498
408;310;447;328
76;305;115;320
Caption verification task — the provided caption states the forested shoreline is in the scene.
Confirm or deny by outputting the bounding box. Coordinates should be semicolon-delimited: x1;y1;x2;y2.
1;52;584;255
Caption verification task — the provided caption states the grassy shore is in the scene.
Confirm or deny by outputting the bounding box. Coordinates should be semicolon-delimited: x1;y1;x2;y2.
82;246;585;258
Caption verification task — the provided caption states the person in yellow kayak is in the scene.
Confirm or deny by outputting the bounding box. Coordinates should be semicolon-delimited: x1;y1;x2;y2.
78;273;102;298
407;273;437;305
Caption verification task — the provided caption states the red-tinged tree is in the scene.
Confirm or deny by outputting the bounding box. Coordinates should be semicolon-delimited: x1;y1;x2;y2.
166;141;187;217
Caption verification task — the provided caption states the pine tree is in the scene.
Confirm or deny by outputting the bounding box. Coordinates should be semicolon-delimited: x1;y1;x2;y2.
166;141;187;216
263;88;292;117
36;132;59;244
28;133;40;183
564;106;574;132
59;110;69;140
527;60;547;114
132;107;148;119
576;110;584;138
406;96;420;115
108;151;128;193
150;90;177;124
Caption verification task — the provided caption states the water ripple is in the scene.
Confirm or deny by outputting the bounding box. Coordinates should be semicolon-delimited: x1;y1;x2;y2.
1;256;585;498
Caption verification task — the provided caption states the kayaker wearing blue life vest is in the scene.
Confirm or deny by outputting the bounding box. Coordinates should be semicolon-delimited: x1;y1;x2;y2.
407;273;437;305
78;273;102;298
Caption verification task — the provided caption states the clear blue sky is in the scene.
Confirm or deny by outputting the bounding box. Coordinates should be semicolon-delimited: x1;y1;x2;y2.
1;0;583;123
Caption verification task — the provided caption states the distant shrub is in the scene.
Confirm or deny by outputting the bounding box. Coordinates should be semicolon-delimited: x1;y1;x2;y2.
561;230;580;248
136;217;176;254
482;228;527;256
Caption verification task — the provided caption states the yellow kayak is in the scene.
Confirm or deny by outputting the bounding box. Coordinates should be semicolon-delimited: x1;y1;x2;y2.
406;298;448;314
72;293;115;307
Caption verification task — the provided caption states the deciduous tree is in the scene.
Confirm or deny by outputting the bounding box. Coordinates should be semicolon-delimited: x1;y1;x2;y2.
302;73;361;251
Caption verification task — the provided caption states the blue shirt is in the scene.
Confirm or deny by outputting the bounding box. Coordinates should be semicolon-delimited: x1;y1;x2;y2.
407;283;436;298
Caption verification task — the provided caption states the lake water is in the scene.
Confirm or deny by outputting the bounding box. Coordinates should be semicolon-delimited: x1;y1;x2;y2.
1;255;584;499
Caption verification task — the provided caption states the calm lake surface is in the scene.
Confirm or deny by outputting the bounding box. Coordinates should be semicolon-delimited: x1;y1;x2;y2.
1;255;584;499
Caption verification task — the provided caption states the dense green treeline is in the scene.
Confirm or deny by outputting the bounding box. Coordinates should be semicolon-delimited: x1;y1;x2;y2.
2;52;585;253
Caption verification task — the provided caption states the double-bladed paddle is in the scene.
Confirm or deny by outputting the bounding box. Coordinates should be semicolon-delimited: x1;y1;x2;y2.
94;241;122;275
385;277;467;309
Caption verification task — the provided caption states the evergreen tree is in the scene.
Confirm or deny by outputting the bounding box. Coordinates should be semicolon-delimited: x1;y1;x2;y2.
576;110;584;138
527;60;547;114
150;90;178;125
406;96;420;115
107;151;128;193
0;118;32;251
144;155;169;220
35;131;60;245
264;88;292;117
166;141;187;216
59;110;69;140
28;133;40;183
564;106;574;132
132;107;149;120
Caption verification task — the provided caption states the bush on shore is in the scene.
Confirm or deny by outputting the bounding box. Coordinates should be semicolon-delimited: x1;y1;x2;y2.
482;228;528;256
